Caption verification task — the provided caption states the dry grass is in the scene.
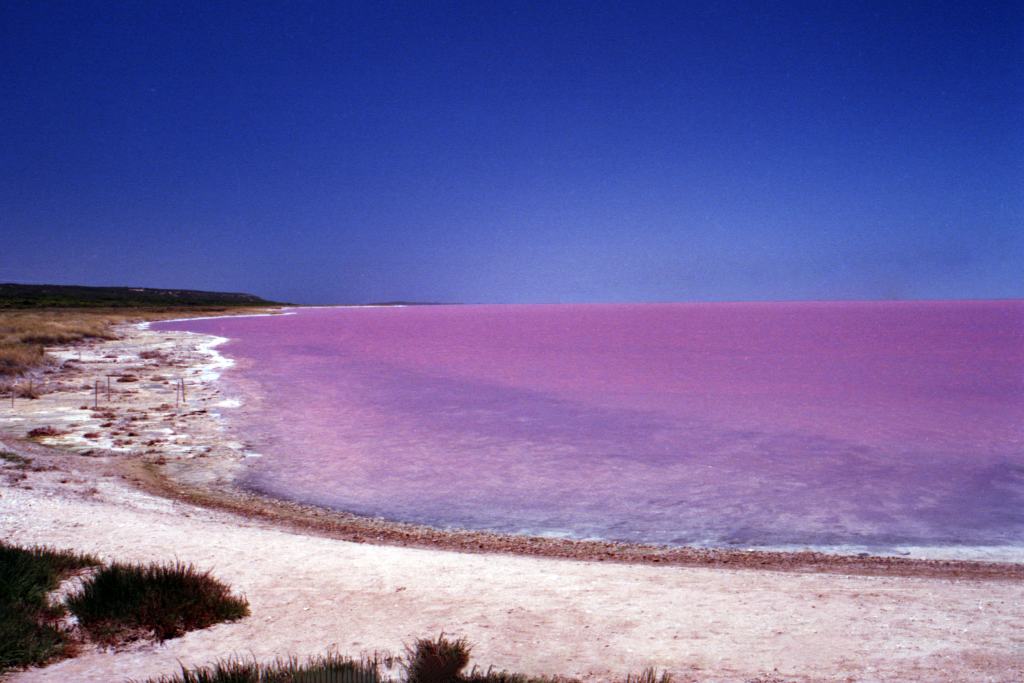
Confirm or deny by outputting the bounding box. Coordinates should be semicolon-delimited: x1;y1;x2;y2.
0;307;274;377
0;310;125;377
0;343;45;377
2;313;118;346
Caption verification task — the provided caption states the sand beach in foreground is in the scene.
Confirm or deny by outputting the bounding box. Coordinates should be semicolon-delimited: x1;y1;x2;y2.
1;323;1022;682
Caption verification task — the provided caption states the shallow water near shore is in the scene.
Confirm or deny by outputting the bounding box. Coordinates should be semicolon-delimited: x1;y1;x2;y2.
155;302;1024;558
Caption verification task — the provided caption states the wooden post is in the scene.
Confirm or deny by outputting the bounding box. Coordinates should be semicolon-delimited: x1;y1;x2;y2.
106;376;111;401
94;380;99;408
175;380;180;408
28;379;33;397
180;378;186;403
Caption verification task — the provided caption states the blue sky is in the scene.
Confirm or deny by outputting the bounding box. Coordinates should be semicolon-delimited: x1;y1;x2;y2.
1;1;1021;303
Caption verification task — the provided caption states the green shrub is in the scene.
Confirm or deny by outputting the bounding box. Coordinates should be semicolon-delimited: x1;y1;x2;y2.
67;561;249;642
0;542;99;672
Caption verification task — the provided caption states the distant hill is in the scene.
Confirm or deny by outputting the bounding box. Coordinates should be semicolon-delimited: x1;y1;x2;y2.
0;283;282;309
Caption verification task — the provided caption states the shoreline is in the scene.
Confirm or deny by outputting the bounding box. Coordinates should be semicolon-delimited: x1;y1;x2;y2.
6;438;1022;683
0;319;1021;579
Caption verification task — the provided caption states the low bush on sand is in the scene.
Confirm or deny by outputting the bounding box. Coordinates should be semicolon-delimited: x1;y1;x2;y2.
0;542;100;672
67;561;250;642
1;541;250;672
3;539;669;683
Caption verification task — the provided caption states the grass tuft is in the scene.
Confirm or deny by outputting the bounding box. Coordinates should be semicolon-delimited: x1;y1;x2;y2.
26;426;64;439
0;451;32;469
404;634;473;683
136;651;382;683
67;561;250;642
623;668;673;683
0;542;100;672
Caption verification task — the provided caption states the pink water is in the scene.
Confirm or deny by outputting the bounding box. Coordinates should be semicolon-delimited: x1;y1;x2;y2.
156;302;1024;553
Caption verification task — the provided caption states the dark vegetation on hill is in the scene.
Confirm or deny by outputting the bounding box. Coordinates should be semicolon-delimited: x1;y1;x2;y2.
0;283;280;309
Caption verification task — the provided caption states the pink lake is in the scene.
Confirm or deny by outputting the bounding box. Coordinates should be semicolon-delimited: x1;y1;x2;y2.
156;301;1024;555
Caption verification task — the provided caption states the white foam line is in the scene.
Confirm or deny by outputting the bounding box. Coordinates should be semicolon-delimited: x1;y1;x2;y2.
193;335;234;381
329;305;408;309
137;309;298;329
720;542;1024;563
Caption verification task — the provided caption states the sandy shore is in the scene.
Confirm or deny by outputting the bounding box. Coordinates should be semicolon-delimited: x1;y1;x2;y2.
1;323;1023;681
